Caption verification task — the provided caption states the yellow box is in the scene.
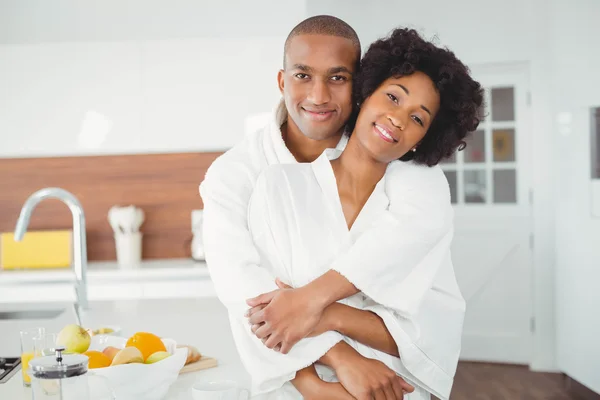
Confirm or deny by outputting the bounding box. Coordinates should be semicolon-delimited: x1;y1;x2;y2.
0;230;72;270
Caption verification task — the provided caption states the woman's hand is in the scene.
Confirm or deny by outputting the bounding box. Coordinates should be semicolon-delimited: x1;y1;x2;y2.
312;382;357;400
335;357;408;400
246;279;327;354
321;342;413;400
248;279;337;345
292;365;355;400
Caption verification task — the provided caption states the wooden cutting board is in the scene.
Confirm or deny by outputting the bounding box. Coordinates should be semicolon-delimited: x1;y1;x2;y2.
179;356;218;374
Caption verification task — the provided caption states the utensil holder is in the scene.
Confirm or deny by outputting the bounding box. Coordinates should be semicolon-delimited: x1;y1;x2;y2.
114;232;142;270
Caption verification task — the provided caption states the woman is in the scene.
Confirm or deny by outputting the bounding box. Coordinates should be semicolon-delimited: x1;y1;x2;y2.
245;28;483;399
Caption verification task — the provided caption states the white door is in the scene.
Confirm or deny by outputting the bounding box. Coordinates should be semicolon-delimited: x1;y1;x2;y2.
440;63;533;364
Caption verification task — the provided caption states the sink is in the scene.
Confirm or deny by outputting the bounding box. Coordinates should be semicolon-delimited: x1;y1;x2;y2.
0;309;65;320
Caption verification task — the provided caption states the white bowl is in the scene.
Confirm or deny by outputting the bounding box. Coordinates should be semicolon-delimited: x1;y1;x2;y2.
88;335;188;400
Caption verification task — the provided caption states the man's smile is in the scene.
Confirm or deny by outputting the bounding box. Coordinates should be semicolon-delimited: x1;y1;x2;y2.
301;107;336;122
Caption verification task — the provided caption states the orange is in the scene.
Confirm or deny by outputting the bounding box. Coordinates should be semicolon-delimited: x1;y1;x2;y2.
125;332;166;361
83;350;111;369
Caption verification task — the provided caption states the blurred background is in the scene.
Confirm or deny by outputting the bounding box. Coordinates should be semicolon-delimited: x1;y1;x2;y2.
0;0;599;399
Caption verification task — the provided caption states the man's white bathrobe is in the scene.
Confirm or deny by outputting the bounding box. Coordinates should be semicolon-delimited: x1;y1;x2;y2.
200;101;465;400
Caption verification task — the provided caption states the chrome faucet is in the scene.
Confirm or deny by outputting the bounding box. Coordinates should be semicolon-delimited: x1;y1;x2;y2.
14;188;89;309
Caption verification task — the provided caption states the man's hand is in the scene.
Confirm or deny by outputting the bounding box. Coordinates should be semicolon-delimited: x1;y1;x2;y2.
321;342;414;400
246;278;327;354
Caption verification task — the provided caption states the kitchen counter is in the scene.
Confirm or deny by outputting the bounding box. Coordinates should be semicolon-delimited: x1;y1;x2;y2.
0;298;251;400
0;258;209;285
0;259;216;303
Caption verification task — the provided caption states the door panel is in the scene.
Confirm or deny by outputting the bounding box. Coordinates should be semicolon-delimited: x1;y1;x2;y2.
443;63;533;364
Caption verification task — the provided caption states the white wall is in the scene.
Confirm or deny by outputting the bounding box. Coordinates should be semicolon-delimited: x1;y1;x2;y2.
527;0;558;373
0;0;542;159
551;0;600;393
307;0;536;65
0;0;303;157
0;0;302;42
0;38;285;156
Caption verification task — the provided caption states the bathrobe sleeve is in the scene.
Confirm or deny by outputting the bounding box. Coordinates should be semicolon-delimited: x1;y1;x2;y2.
200;154;279;316
200;155;343;395
362;279;464;400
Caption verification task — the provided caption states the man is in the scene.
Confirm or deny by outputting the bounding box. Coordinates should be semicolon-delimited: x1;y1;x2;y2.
200;15;460;400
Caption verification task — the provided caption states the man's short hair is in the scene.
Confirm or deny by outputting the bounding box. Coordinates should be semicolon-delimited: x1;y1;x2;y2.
283;15;361;68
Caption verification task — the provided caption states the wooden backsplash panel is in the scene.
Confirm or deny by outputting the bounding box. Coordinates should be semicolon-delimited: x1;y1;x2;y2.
0;152;222;261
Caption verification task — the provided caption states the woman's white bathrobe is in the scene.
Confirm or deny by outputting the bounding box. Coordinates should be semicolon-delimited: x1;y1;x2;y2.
245;149;464;399
200;101;464;400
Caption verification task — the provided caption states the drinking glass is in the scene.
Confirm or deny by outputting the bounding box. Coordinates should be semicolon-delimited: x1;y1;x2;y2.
19;327;45;386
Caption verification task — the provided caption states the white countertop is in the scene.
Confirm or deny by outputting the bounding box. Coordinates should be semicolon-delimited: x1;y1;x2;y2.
0;258;210;285
0;298;250;400
0;259;216;304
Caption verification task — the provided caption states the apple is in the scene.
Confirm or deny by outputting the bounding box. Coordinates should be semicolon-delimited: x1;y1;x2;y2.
111;347;143;366
145;351;171;364
56;324;91;354
102;346;120;362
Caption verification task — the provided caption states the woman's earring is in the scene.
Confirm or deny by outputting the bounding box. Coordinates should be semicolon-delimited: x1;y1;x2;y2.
412;148;417;152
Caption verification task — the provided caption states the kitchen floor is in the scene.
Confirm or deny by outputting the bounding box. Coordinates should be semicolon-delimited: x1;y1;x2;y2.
444;362;578;400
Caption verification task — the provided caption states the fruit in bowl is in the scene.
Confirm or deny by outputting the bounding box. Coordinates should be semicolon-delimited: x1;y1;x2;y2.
82;350;112;369
88;335;188;400
111;346;144;366
125;332;167;361
145;351;171;364
90;332;172;368
102;346;120;361
55;325;175;367
56;324;91;353
53;324;189;400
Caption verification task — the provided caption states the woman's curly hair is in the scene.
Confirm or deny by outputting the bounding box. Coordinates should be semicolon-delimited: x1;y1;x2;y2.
347;28;484;166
